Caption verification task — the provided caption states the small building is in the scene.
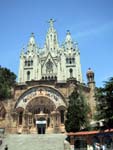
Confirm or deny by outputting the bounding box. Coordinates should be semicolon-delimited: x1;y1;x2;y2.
67;129;113;149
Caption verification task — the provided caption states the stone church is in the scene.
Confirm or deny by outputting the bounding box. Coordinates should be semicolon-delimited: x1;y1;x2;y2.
0;19;95;134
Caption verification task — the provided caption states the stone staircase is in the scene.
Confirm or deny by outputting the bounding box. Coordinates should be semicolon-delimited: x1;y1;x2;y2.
0;134;66;150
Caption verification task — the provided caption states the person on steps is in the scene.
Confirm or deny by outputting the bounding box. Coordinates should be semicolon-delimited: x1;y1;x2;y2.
4;145;8;150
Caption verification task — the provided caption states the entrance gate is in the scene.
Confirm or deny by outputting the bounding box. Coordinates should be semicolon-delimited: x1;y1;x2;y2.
36;119;46;134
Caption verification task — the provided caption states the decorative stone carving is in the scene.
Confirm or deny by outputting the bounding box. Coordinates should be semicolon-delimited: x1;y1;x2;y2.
15;86;66;110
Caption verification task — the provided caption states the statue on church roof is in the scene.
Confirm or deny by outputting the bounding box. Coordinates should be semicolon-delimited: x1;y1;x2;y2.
48;18;56;28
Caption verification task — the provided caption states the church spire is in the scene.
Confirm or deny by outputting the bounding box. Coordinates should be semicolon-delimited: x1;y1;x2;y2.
44;19;59;51
65;30;72;42
28;33;36;45
64;30;74;50
27;33;38;53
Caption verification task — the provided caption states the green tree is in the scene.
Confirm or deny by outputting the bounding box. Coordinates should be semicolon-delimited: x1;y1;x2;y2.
65;89;90;132
0;66;16;100
95;77;113;129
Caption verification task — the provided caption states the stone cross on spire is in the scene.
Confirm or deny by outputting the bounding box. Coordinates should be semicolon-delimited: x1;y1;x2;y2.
48;18;55;28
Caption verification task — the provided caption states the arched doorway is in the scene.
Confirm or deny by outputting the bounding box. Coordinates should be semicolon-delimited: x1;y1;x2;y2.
57;106;66;124
16;107;24;125
15;86;67;133
25;96;56;134
16;107;24;126
36;117;46;134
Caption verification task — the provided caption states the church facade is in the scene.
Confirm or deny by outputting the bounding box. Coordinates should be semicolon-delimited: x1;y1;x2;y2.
0;19;95;134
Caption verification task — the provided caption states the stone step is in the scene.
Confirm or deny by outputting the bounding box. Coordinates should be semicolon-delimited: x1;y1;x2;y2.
0;134;66;150
46;127;54;134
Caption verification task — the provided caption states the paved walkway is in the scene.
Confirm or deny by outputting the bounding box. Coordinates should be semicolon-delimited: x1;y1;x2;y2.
0;134;66;150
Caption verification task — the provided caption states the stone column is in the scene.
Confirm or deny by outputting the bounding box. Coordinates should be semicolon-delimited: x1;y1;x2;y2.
23;111;29;133
50;111;56;128
55;111;60;126
58;112;61;126
64;110;67;122
11;111;18;127
50;113;53;128
51;111;60;133
28;112;32;133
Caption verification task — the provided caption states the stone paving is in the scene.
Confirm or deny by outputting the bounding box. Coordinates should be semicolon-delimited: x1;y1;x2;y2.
0;134;66;150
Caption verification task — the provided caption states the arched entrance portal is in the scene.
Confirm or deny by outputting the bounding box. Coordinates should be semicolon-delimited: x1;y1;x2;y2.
14;86;67;134
26;96;56;134
26;97;56;116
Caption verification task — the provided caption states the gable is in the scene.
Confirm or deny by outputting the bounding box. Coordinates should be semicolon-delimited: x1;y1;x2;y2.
42;51;57;68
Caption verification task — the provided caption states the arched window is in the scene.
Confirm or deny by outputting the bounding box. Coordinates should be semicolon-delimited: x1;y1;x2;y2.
69;68;73;78
55;76;57;80
72;58;75;63
25;60;27;66
46;59;53;73
28;61;30;66
69;58;72;64
31;60;33;66
19;112;23;125
50;34;52;41
27;71;30;81
66;58;68;63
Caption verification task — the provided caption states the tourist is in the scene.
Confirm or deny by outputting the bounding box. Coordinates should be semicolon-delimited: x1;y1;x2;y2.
100;144;106;150
95;143;100;150
87;144;93;150
0;136;2;145
4;145;8;150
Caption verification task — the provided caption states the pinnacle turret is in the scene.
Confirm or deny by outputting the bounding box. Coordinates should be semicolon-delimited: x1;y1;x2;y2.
27;33;38;53
65;30;72;42
63;30;74;51
28;33;36;45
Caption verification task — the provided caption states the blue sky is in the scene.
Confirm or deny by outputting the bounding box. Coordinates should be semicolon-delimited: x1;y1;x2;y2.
0;0;113;87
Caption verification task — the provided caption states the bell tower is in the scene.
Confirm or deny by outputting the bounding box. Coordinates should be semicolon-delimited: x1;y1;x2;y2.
86;68;96;118
87;68;95;84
